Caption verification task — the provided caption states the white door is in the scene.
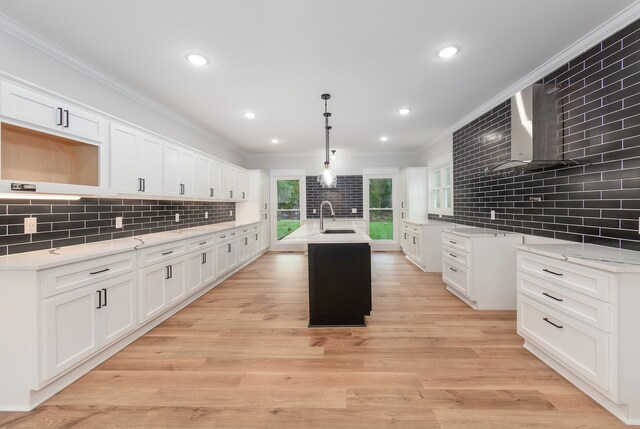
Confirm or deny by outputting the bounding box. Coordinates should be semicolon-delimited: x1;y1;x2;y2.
186;252;204;294
202;247;216;285
139;264;167;323
216;242;230;277
180;150;196;198
60;103;108;143
102;274;137;344
139;134;164;196
0;81;60;131
165;259;186;306
209;161;221;199
43;286;100;380
110;123;140;195
163;143;181;197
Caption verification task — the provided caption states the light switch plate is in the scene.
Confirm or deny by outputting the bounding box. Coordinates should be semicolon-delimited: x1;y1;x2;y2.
24;217;37;234
115;216;123;229
229;210;233;217
204;211;209;219
352;208;357;213
175;213;180;222
313;209;316;214
490;210;496;220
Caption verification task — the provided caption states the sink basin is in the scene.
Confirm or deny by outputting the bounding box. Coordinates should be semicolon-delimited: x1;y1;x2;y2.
322;229;356;234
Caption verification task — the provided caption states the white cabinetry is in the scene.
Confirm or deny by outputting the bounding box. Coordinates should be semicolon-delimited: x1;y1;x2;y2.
401;220;455;272
441;228;523;310
0;81;108;143
187;246;216;294
139;248;186;323
399;167;428;221
110;123;164;196
236;170;270;251
163;143;196;198
515;246;640;425
196;156;222;200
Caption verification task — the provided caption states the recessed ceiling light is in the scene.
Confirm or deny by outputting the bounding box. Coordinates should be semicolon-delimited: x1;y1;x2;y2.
244;112;256;119
186;53;209;65
436;46;459;59
398;108;412;116
271;138;280;144
380;136;389;142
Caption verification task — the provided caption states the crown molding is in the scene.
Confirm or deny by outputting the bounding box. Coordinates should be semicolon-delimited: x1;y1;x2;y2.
416;0;640;157
0;12;244;156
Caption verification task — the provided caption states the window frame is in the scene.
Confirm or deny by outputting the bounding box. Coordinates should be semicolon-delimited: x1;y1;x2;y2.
428;152;454;216
269;170;306;250
363;169;399;251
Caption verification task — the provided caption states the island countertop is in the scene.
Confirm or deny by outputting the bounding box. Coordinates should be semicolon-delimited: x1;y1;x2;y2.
281;222;372;244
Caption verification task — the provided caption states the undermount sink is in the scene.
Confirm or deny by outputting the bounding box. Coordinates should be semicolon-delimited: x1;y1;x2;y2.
322;229;356;234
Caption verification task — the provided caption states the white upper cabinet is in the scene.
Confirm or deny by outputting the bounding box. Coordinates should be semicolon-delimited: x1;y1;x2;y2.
196;156;223;200
260;172;269;211
163;143;196;198
0;81;107;143
110;123;163;196
399;167;428;221
237;169;248;201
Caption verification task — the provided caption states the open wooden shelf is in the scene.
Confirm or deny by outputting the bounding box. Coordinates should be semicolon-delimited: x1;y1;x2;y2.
0;123;99;186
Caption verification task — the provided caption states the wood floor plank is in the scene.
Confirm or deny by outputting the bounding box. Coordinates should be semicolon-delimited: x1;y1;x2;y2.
0;251;622;428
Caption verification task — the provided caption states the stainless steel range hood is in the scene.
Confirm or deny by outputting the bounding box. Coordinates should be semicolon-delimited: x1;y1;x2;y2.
487;83;587;172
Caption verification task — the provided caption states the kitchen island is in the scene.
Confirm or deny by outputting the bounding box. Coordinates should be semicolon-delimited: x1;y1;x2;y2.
282;222;372;327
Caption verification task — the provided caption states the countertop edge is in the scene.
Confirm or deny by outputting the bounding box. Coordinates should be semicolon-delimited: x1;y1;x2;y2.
514;244;640;273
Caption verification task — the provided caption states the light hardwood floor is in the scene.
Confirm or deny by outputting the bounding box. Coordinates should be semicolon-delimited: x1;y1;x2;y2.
0;252;625;428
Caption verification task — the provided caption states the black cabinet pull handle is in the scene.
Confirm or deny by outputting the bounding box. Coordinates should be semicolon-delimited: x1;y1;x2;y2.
264;213;267;220
102;288;107;307
138;178;142;192
542;292;563;302
227;243;231;253
142;178;146;192
220;235;226;239
230;190;233;198
199;241;207;245
543;268;563;276
264;203;267;210
210;188;214;197
543;317;563;329
57;107;63;126
255;234;258;240
162;250;173;255
169;265;173;279
64;109;70;127
449;240;457;244
242;192;245;199
449;253;457;258
96;290;102;309
450;267;458;272
202;252;206;264
245;237;248;245
165;266;170;279
90;268;110;275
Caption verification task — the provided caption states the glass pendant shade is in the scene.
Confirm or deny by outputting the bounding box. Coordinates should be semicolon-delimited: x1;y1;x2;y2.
317;163;337;188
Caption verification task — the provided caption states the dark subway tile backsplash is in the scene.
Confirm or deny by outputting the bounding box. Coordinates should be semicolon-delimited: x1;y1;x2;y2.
429;17;640;251
306;176;363;218
0;197;236;255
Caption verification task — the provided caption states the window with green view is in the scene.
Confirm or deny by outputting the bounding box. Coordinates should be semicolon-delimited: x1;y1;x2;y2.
369;178;393;240
276;179;301;240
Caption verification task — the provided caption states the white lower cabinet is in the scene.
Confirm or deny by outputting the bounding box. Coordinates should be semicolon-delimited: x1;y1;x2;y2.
139;258;186;323
217;239;238;277
43;273;137;380
187;246;216;294
400;221;455;272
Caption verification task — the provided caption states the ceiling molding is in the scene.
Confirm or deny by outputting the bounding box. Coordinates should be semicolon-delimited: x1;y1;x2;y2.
0;12;244;156
417;0;640;156
246;150;416;158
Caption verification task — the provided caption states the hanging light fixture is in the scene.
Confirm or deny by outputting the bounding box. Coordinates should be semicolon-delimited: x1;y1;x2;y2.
317;93;337;188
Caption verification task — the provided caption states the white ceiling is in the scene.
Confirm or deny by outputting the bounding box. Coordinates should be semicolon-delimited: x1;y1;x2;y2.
0;0;635;155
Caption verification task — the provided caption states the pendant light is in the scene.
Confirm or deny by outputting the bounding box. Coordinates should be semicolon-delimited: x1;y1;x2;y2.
317;93;337;188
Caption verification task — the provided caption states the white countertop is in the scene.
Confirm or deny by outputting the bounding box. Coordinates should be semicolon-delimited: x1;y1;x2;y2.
403;218;455;227
515;243;640;273
0;220;260;271
443;227;524;238
281;222;372;244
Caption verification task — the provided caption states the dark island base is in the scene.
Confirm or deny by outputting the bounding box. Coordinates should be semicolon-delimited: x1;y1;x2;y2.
307;242;372;327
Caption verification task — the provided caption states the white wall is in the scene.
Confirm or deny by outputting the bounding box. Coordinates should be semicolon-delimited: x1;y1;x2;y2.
0;28;245;166
416;133;453;167
246;150;416;175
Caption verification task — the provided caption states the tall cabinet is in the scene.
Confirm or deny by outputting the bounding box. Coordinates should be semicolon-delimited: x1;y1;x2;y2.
236;170;270;252
399;167;428;221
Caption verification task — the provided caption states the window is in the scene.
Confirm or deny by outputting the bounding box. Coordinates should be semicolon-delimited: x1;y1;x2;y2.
368;177;393;240
429;153;453;215
276;179;301;240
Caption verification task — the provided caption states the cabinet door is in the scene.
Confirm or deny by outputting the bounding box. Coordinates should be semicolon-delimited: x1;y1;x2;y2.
110;123;141;194
238;170;248;201
216;242;230;277
260;213;270;251
43;286;100;380
400;171;408;210
202;248;216;285
139;134;164;196
239;236;249;263
209;161;221;199
186;251;204;294
163;143;181;197
413;234;422;264
196;156;211;199
139;264;167;323
102;274;137;344
0;81;59;131
62;103;108;143
252;232;260;257
228;240;239;270
227;168;237;200
166;259;186;306
260;173;269;210
180;150;196;198
220;165;230;201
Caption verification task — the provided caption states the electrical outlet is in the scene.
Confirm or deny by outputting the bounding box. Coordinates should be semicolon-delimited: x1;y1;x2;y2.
24;217;37;234
490;210;496;220
204;211;209;219
175;213;180;222
352;208;357;214
313;208;316;214
115;216;123;229
439;214;442;218
229;210;233;217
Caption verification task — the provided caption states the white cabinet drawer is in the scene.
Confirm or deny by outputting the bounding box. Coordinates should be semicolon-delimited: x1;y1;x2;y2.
442;232;470;253
442;259;471;300
442;244;469;267
518;253;610;302
518;295;610;392
139;241;186;267
518;273;610;332
43;252;136;298
238;226;251;236
187;234;215;251
217;229;238;243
